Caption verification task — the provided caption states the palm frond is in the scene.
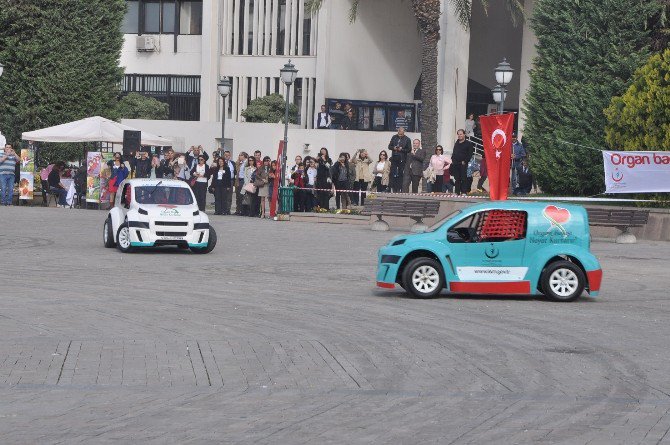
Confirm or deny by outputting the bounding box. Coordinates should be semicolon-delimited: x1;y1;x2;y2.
502;0;525;27
304;0;323;16
450;0;472;30
349;0;360;23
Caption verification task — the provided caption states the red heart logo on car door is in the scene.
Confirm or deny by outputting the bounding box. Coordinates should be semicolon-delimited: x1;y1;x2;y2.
544;205;571;225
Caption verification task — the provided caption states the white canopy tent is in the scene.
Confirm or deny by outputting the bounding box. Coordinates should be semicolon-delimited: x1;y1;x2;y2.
21;116;172;146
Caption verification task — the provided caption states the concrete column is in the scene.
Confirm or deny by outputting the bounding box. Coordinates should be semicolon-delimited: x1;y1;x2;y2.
437;0;471;154
313;3;329;111
200;0;221;123
517;0;536;138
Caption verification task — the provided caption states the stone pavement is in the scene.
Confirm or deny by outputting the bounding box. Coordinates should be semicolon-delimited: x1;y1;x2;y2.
1;206;670;444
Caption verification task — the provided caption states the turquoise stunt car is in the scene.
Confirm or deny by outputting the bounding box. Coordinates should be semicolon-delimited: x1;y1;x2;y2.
376;201;603;301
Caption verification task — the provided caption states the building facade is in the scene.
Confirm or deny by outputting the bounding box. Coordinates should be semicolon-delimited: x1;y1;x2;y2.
119;0;536;158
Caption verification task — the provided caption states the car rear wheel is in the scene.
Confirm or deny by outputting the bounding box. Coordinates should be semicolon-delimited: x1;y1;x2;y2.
116;223;134;253
402;257;444;299
191;226;217;254
541;260;585;302
103;217;115;248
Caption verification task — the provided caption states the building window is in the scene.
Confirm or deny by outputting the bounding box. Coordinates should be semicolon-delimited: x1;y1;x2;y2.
162;1;176;33
180;1;203;35
143;1;161;33
122;0;201;35
122;0;140;34
121;74;201;121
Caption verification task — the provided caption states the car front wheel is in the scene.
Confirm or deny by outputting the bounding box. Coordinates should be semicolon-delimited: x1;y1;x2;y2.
116;223;134;253
191;226;217;254
541;260;585;302
103;217;116;248
402;257;445;299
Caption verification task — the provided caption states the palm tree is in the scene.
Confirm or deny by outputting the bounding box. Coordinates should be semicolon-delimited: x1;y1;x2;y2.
306;0;523;152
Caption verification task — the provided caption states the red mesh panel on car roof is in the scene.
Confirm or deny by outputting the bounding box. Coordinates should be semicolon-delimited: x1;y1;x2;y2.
480;210;527;241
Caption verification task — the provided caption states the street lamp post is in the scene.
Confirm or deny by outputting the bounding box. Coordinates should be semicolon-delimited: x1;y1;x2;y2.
217;77;232;156
493;58;514;114
279;60;298;189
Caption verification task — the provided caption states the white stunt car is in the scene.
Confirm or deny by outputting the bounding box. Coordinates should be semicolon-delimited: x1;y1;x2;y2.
103;178;217;254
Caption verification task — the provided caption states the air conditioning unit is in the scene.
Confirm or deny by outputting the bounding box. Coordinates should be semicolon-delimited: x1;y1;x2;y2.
136;36;156;52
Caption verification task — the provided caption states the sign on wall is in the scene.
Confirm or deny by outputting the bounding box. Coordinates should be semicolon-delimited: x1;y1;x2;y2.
603;150;670;193
19;148;34;200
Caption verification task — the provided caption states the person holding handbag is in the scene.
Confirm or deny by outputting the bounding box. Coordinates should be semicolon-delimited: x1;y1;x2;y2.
255;156;271;218
190;155;210;212
209;157;232;215
240;156;257;217
372;150;391;192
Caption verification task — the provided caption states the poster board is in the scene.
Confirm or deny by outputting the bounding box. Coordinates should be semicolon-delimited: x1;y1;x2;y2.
86;151;102;203
19;148;34;200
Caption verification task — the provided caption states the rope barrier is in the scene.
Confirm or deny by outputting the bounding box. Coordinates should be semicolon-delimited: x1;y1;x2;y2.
286;187;657;203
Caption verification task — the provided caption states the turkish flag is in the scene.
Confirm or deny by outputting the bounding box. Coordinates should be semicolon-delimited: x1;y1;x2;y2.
480;113;515;200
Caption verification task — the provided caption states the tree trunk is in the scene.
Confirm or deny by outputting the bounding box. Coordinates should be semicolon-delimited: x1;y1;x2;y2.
419;30;439;154
411;0;441;169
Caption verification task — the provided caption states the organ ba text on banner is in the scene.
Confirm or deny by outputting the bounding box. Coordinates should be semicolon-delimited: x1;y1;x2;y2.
603;151;670;193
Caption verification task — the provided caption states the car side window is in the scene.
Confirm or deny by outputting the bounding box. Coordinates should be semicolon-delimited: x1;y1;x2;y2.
121;184;131;209
447;210;527;243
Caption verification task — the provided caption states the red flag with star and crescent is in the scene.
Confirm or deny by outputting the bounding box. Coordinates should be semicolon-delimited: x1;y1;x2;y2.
480;113;515;201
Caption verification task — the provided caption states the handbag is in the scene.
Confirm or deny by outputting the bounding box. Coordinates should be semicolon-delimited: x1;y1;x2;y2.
243;182;257;194
189;177;197;187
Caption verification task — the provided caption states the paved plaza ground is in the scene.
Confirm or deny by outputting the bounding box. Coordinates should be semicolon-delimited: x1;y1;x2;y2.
1;206;670;444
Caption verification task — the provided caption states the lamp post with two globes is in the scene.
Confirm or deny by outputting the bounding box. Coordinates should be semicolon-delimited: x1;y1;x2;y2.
491;58;514;114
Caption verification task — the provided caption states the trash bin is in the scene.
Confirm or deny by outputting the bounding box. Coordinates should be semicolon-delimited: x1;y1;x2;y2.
279;186;294;214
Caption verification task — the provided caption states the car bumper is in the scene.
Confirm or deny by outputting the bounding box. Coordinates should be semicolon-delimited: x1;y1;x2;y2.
586;268;603;297
376;249;402;289
128;226;210;247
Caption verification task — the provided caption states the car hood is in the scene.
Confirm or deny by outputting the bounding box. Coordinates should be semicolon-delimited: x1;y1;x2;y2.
139;204;197;219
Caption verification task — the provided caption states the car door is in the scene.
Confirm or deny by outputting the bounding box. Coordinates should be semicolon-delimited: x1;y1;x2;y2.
445;209;530;294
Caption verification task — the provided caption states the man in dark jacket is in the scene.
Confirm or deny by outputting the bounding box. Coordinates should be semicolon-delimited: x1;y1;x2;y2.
513;158;534;196
387;127;411;193
402;138;426;193
451;129;474;195
133;151;152;178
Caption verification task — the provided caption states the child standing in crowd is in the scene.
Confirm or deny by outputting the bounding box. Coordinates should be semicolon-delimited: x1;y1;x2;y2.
373;151;390;192
268;160;277;203
291;161;305;212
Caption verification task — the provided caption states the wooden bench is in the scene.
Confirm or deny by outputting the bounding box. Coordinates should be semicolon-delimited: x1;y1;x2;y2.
363;198;441;232
586;207;650;244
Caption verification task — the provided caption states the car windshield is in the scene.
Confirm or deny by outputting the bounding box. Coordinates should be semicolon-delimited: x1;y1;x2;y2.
135;186;194;205
425;210;462;232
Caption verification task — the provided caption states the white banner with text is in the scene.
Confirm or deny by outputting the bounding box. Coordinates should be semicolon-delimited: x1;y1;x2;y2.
603;150;670;193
